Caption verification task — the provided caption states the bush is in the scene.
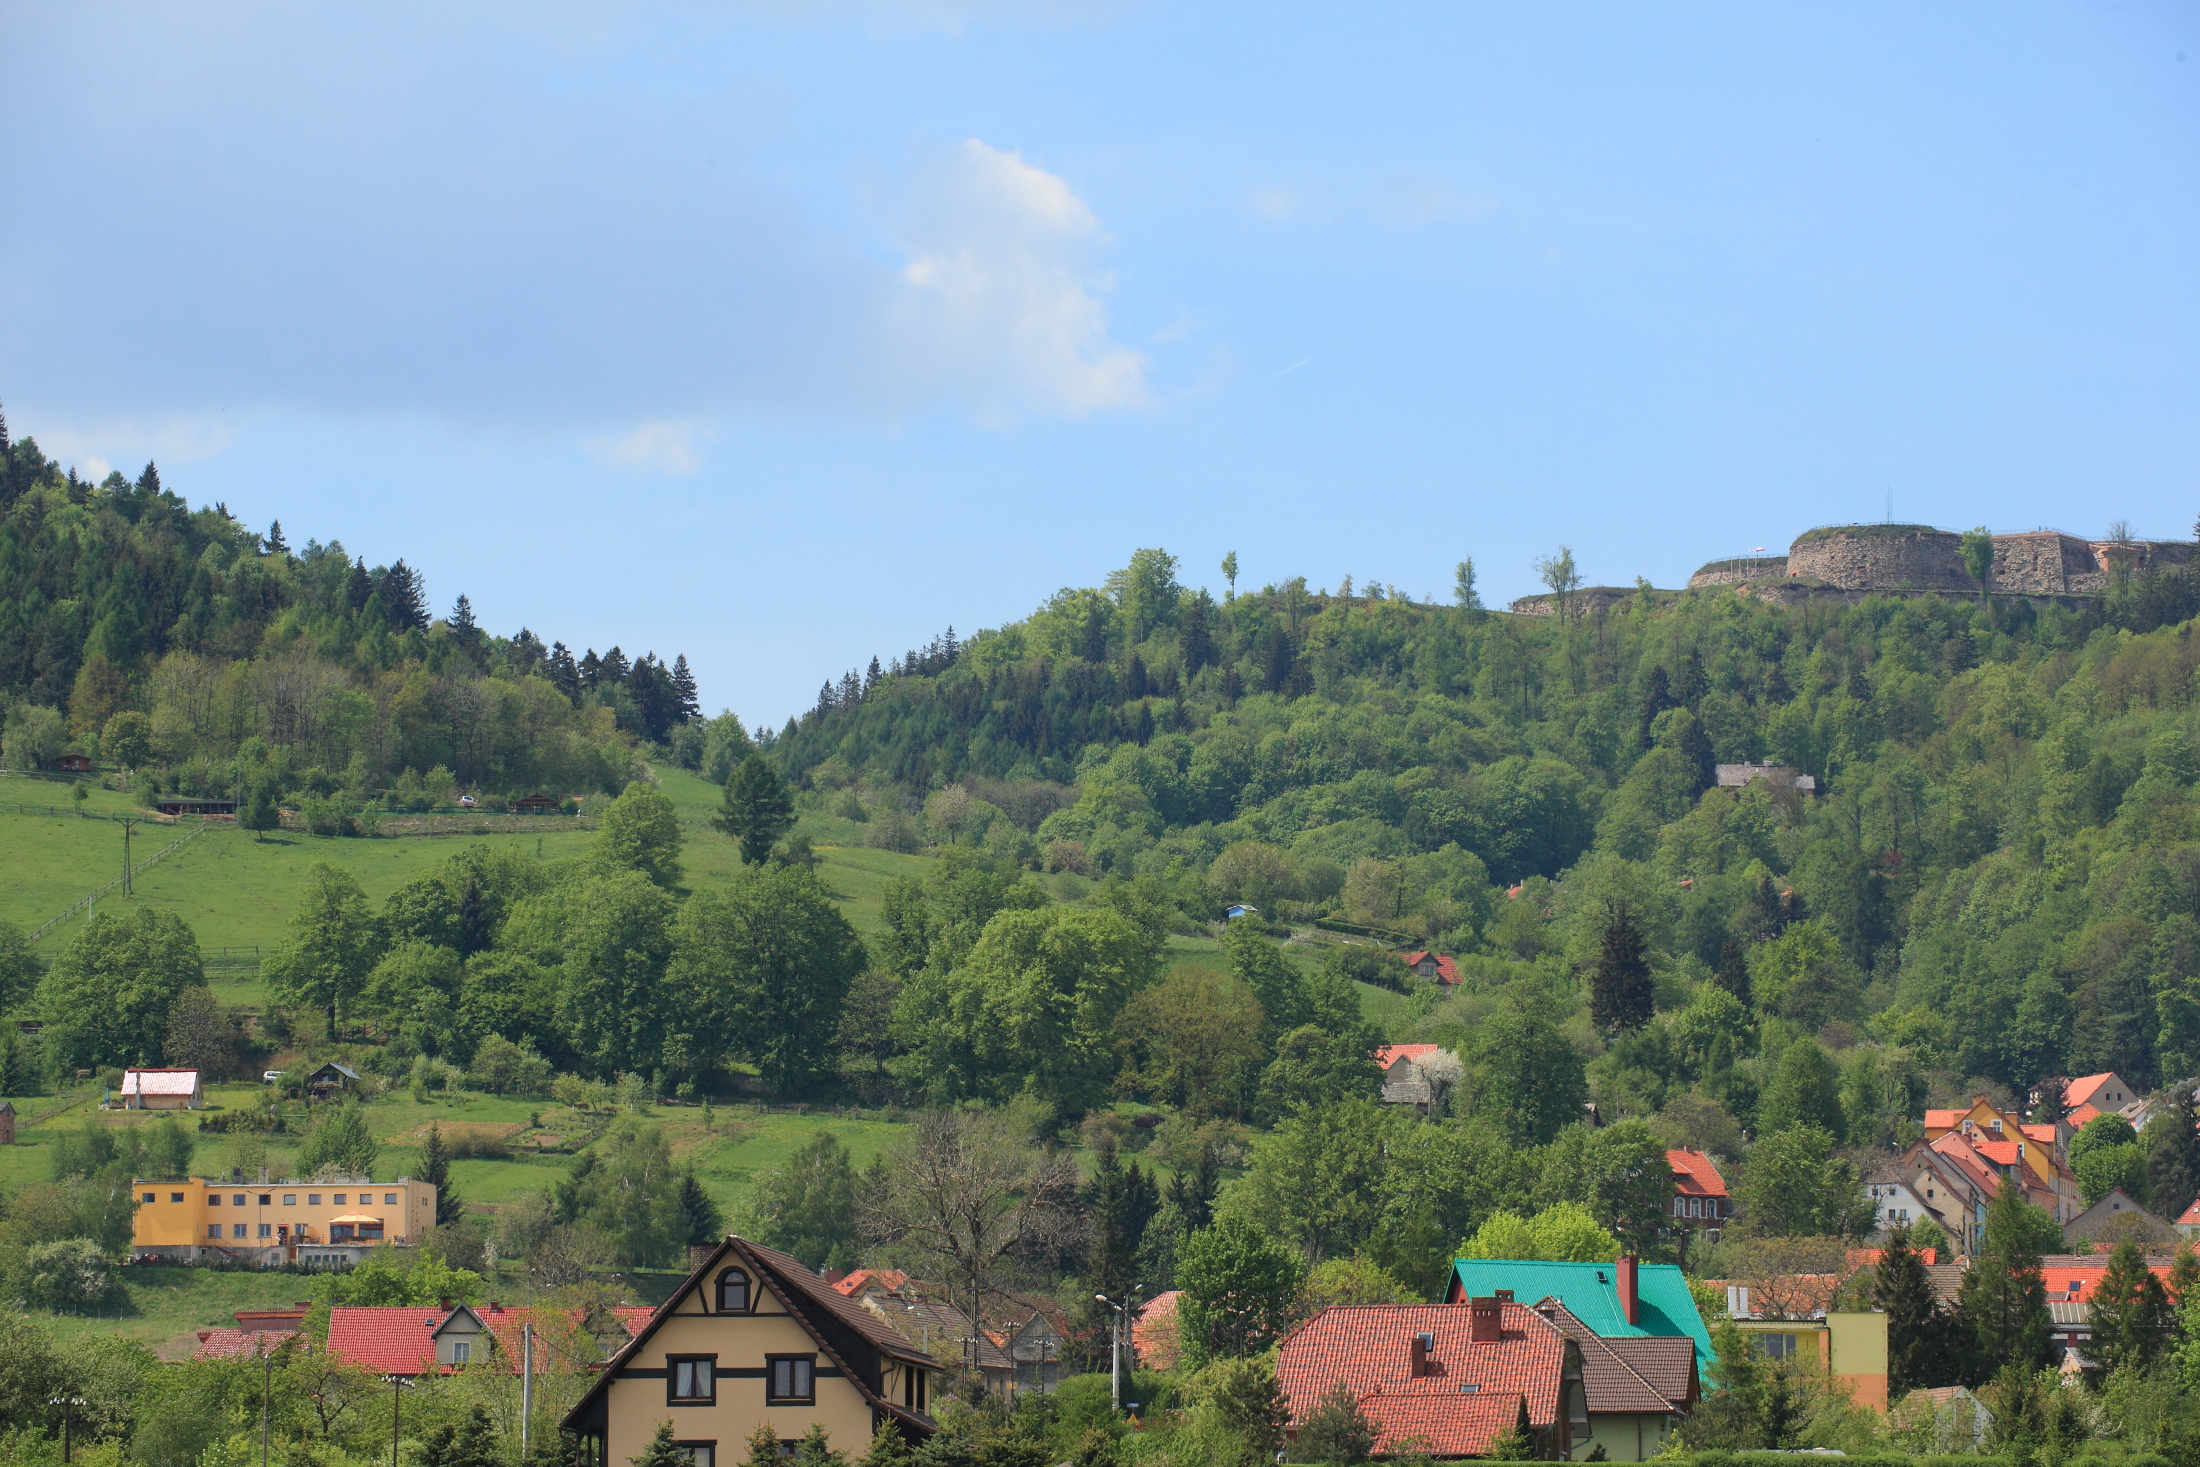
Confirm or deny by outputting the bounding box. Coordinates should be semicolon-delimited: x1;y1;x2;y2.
466;1035;552;1097
19;1238;117;1309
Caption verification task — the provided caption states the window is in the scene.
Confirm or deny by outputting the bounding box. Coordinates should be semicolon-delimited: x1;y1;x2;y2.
451;1341;473;1364
259;1195;272;1206
172;1193;185;1203
309;1194;321;1206
668;1357;716;1404
385;1194;398;1205
210;1195;222;1207
1671;1197;1684;1217
1689;1198;1702;1218
258;1224;272;1238
333;1194;347;1205
674;1445;715;1467
1756;1333;1800;1361
142;1192;156;1204
208;1224;223;1238
233;1194;247;1205
717;1269;751;1313
232;1224;247;1238
767;1356;815;1405
284;1195;296;1206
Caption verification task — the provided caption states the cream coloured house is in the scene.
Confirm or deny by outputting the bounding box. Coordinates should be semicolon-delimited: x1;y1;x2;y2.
565;1237;937;1466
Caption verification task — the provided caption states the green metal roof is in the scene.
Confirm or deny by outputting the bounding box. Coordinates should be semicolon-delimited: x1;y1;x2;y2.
1449;1259;1714;1369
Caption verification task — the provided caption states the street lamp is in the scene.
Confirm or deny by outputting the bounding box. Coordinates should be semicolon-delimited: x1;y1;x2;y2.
1094;1294;1139;1416
48;1396;86;1464
382;1375;416;1467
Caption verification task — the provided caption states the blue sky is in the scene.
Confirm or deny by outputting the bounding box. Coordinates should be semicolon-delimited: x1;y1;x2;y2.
3;2;2196;724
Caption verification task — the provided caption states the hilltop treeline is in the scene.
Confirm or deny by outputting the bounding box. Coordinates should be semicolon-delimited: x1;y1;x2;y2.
777;544;2200;1102
0;415;698;805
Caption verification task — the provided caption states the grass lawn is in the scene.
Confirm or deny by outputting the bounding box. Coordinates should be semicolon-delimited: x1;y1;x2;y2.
44;1265;330;1358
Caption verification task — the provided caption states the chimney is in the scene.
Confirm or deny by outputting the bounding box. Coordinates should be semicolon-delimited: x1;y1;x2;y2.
439;1296;453;1311
1494;1289;1514;1303
1469;1296;1503;1343
1410;1331;1435;1377
1617;1255;1639;1326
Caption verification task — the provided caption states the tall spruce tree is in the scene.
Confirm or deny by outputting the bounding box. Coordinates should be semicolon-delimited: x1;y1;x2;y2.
1874;1224;1948;1394
1714;938;1753;1008
716;754;796;864
421;1122;463;1224
1955;1179;2054;1379
2150;1086;2200;1223
672;655;701;722
2090;1236;2174;1375
1590;901;1653;1034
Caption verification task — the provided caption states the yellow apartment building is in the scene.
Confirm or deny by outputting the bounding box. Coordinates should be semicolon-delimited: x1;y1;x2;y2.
132;1173;437;1267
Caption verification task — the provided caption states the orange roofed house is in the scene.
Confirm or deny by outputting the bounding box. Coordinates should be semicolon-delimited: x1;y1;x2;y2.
1400;952;1461;986
1921;1096;2080;1225
1666;1149;1730;1238
1277;1296;1583;1460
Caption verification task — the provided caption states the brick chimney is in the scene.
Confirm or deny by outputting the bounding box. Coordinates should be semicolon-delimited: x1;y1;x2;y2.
1410;1331;1435;1376
1469;1296;1503;1343
1616;1256;1639;1326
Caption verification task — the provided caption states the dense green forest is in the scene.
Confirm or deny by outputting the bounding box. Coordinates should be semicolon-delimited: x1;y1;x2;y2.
0;416;696;810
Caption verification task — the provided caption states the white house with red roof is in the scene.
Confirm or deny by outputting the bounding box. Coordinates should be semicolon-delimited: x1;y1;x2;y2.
119;1068;202;1110
1666;1149;1730;1234
1277;1297;1585;1460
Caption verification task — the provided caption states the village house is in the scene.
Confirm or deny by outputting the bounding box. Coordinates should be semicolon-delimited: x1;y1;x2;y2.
1921;1097;2078;1223
1863;1164;1931;1235
563;1237;940;1466
1535;1300;1697;1460
1376;1044;1461;1111
1712;1279;1890;1410
326;1301;653;1375
2063;1188;2177;1250
1277;1298;1580;1460
1666;1149;1730;1237
1399;951;1460;985
132;1174;438;1267
119;1067;203;1110
1447;1257;1714;1374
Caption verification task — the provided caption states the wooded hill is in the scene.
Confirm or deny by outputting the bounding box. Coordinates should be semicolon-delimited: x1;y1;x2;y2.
779;542;2200;1107
0;415;695;808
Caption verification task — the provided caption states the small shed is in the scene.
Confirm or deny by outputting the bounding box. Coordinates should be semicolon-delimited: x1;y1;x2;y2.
512;794;561;813
0;1100;15;1144
156;797;238;816
1224;904;1258;920
306;1061;361;1098
120;1068;204;1110
55;753;94;773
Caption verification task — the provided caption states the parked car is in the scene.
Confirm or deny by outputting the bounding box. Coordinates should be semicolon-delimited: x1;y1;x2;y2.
458;793;478;808
262;1070;284;1084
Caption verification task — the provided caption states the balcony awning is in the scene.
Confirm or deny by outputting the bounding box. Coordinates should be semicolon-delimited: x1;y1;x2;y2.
330;1214;383;1225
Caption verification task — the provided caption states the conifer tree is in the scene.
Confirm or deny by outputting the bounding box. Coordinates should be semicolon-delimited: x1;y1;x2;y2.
632;1424;690;1467
549;642;580;697
673;655;701;721
1714;938;1753;1008
347;558;373;611
422;1122;463;1224
2090;1236;2174;1374
578;648;602;690
1678;712;1717;796
1295;1381;1376;1466
2150;1085;2200;1223
1590;901;1653;1033
1636;665;1675;747
1956;1179;2054;1378
449;594;479;644
1675;647;1708;707
600;646;630;684
1874;1224;1946;1395
240;781;280;841
265;520;287;554
739;1425;783;1467
716;754;796;864
1222;550;1239;598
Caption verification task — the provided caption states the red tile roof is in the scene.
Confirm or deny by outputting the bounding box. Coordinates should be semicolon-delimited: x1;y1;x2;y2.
2066;1073;2123;1109
1923;1109;1966;1131
1132;1290;1182;1371
1277;1302;1567;1435
1600;1336;1698;1411
325;1304;653;1376
1355;1389;1531;1458
194;1328;282;1360
2068;1104;2104;1129
832;1268;910;1298
2180;1199;2200;1227
1667;1148;1728;1199
1374;1044;1445;1073
2034;1263;2177;1302
1848;1247;1938;1268
1399;953;1461;985
2020;1124;2058;1149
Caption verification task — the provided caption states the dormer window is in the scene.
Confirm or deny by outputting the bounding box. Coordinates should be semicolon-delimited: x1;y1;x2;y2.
717;1268;751;1313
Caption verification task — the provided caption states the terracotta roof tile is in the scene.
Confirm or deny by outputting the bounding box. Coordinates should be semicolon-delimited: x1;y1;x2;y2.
1398;954;1461;985
1667;1149;1728;1198
1277;1302;1567;1432
2066;1073;2120;1109
325;1308;447;1375
1374;1044;1444;1072
832;1268;909;1298
1355;1390;1530;1457
194;1328;281;1360
1132;1290;1181;1371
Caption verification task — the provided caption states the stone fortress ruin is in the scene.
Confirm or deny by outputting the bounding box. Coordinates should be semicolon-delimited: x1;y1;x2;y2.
1510;524;2192;614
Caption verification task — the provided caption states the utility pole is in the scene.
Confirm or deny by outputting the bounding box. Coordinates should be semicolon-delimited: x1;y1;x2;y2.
1094;1294;1132;1415
118;815;146;896
521;1322;533;1459
261;1341;273;1467
383;1376;413;1467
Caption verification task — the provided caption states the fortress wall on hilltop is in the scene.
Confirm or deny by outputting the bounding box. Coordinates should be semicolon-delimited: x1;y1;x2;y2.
1689;557;1788;589
1785;528;1973;591
1679;527;2195;603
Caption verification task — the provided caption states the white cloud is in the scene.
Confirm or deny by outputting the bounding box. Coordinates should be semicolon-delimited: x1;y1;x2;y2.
587;420;711;474
31;413;239;479
894;139;1147;417
1250;186;1299;220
